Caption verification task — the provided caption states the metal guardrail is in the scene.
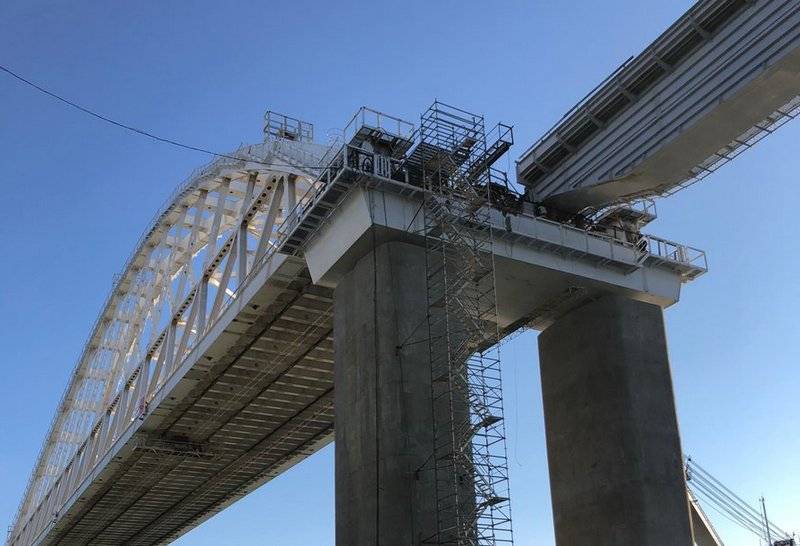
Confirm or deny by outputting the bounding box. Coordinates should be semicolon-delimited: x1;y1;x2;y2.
277;107;416;247
641;234;708;271
488;122;514;147
277;143;411;245
263;111;313;142
343;106;415;145
277;136;707;279
525;212;707;276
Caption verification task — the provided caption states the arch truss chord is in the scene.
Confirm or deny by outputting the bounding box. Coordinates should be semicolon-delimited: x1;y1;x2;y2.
8;136;327;546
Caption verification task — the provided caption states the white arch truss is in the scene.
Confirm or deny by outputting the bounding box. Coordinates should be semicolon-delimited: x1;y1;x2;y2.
11;137;329;537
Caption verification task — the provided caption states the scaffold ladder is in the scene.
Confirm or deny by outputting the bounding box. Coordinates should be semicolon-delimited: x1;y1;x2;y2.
420;102;513;545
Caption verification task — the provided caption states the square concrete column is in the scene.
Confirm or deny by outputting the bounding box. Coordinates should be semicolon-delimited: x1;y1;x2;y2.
333;241;439;545
538;294;693;545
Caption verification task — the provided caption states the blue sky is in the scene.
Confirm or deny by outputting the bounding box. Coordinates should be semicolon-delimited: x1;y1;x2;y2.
1;1;797;544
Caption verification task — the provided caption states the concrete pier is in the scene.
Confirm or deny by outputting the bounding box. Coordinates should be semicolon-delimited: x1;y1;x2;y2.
333;241;438;545
538;295;693;545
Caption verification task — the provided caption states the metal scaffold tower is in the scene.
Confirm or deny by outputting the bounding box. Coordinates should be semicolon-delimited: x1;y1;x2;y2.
419;101;514;545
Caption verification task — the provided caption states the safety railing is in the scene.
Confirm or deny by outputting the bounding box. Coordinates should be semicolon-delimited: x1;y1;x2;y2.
317;136;344;169
487;122;514;148
277;142;411;245
271;139;330;173
342;106;415;146
628;198;657;218
640;234;708;270
521;210;707;275
263;111;313;142
279;135;706;277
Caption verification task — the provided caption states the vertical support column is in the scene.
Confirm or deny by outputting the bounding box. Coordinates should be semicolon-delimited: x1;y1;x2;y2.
333;241;438;546
538;294;693;546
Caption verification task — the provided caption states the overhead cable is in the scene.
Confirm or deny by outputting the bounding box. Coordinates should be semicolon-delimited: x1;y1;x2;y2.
0;63;327;170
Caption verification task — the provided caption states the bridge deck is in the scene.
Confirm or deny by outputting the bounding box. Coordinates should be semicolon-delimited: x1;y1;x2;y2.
31;257;334;545
516;0;800;211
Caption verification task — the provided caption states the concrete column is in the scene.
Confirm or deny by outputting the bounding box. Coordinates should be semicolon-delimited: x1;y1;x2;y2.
538;294;692;546
333;241;438;545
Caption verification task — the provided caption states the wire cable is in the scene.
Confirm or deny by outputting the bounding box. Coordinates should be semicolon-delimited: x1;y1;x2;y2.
690;459;790;537
0;63;328;170
686;457;794;541
689;479;765;536
691;486;765;537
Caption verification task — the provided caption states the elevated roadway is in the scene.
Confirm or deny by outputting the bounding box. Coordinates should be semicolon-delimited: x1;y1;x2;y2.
516;0;800;212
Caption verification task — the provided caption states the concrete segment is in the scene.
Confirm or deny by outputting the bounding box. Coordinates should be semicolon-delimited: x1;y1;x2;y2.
303;186;703;328
538;295;692;546
333;240;438;545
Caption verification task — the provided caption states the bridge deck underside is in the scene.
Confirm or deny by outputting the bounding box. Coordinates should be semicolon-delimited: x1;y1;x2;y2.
47;274;335;545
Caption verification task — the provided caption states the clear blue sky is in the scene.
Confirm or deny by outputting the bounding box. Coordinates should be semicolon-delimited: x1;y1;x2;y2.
1;1;797;544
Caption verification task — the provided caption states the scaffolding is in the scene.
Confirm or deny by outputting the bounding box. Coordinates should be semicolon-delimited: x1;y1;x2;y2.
418;101;514;545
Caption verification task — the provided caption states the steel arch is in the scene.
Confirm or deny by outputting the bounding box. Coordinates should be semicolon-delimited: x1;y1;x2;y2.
10;137;327;540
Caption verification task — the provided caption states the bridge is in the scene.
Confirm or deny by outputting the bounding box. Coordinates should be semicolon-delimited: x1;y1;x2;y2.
8;0;799;544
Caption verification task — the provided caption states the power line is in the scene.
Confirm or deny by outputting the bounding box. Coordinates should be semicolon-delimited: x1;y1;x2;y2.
0;63;327;170
691;459;790;538
686;457;793;542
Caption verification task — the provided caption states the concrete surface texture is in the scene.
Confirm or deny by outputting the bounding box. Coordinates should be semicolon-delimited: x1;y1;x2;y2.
538;294;693;545
333;240;440;545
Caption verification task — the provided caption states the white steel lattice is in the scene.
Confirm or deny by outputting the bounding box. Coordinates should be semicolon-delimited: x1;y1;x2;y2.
9;118;329;545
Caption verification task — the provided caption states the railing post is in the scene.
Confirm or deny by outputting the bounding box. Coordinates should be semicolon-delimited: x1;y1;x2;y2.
176;290;200;360
62;462;80;511
40;492;53;534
